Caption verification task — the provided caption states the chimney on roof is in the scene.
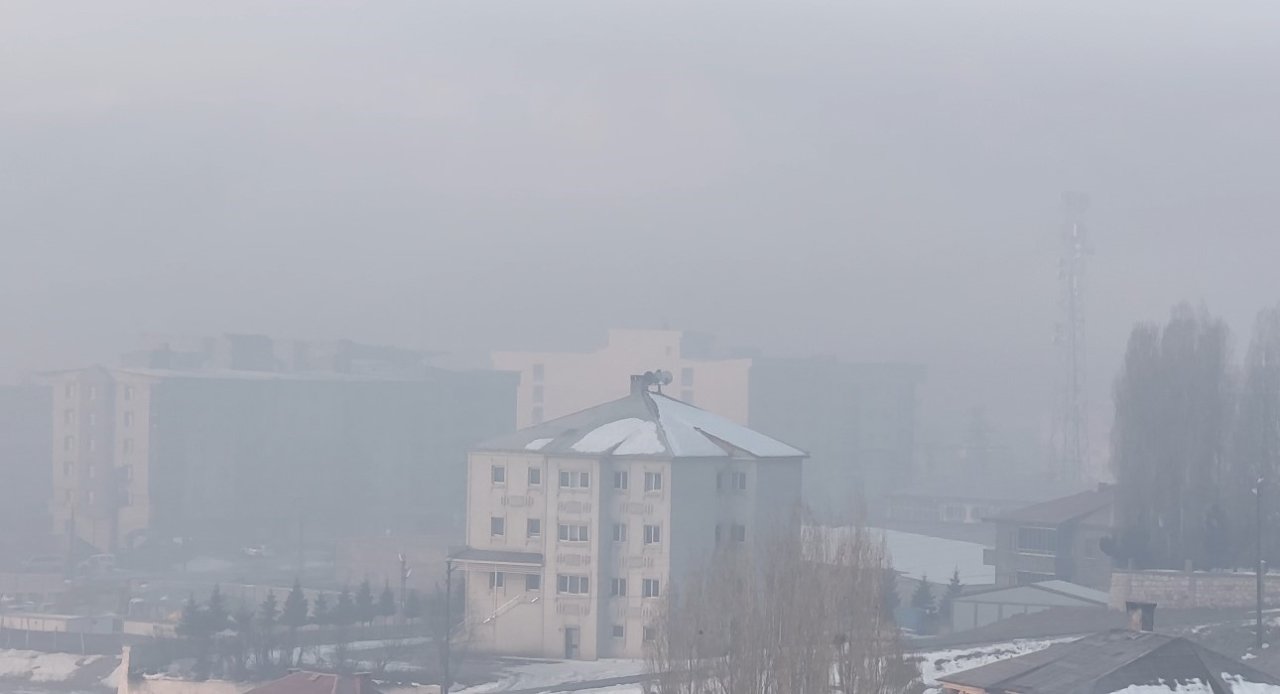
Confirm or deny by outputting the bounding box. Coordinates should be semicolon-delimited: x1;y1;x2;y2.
1126;601;1156;632
630;371;673;395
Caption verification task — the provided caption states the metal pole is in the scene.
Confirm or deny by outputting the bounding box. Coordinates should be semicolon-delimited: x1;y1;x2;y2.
1258;478;1265;651
443;560;453;692
399;553;408;622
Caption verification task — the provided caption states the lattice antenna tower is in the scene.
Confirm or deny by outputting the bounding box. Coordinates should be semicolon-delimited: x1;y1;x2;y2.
1056;192;1092;482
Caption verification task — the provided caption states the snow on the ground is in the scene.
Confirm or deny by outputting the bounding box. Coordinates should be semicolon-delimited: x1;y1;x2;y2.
0;649;102;683
913;637;1069;692
456;658;646;693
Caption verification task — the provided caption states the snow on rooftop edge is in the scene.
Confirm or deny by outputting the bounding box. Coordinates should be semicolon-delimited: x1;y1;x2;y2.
571;418;665;455
525;437;554;451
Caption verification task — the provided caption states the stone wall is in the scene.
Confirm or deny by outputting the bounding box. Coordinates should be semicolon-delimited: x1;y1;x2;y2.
1110;569;1280;609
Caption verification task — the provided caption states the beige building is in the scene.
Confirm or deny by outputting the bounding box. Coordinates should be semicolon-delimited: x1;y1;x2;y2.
492;329;752;428
456;373;805;660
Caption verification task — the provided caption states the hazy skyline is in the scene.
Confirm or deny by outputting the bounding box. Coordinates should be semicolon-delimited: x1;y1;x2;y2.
5;1;1280;457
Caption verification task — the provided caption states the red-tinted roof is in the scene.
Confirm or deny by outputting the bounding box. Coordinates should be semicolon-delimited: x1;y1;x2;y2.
243;672;382;694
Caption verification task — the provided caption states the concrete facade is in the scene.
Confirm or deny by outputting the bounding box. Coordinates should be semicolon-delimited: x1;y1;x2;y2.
457;380;804;660
1109;569;1280;610
48;344;516;552
986;486;1114;590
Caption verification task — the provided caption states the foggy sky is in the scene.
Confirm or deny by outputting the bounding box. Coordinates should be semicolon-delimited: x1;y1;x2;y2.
5;1;1280;456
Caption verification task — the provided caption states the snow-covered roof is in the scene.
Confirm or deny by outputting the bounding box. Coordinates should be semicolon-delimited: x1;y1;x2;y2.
476;388;806;460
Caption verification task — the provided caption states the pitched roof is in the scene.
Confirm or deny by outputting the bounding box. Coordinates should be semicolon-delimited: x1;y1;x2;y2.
475;389;806;459
937;630;1280;693
991;485;1114;526
243;672;382;694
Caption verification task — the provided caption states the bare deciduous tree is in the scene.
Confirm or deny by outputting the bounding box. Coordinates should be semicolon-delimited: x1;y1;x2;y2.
646;518;918;694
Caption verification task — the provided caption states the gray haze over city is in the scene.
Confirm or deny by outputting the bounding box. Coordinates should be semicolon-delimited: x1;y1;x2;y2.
11;3;1280;693
6;1;1280;454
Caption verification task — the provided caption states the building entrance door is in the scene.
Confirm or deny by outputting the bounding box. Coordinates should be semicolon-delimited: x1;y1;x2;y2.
564;626;581;659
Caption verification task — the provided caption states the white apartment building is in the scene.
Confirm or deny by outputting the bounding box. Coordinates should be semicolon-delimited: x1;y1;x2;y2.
457;373;805;660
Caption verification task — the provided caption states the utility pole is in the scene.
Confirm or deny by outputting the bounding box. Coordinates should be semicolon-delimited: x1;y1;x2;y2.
1257;477;1266;651
442;558;457;692
398;553;412;623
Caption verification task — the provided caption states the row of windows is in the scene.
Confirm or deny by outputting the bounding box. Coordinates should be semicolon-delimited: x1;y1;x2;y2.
612;624;658;642
715;523;747;544
63;384;136;400
486;572;662;599
716;471;747;492
62;436;138;454
490;517;663;545
490;465;664;492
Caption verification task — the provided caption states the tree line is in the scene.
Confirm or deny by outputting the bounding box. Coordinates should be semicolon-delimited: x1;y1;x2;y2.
1109;302;1280;570
175;578;425;680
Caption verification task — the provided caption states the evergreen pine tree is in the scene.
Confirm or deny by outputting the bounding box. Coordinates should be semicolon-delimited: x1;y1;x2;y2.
403;589;422;621
311;593;331;625
177;593;202;638
940;567;962;620
335;586;356;627
258;591;279;631
206;585;229;634
880;566;900;616
355;578;376;625
378;580;396;619
910;575;934;612
281;581;308;668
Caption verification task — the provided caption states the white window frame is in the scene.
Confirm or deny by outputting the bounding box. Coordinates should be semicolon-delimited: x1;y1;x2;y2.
491;465;506;485
614;470;629;490
528;466;542;486
559;470;590;489
613;523;628;542
558;524;589;542
489;571;505;589
642;578;661;598
557;574;590;595
644;471;663;493
644;524;662;545
527;518;542;538
490;516;506;537
526;574;542;591
611;578;627;597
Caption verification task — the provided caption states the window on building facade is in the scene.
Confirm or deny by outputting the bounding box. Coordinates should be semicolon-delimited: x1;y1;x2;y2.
681;367;694;386
614;470;629;490
491;465;506;485
88;490;96;504
644;524;661;545
489;572;505;589
1016;526;1057;555
124;385;134;401
64;384;74;399
533;385;544;403
123;439;134;454
88;463;95;479
527;518;542;538
490;517;506;537
559;470;590;489
88;437;96;452
532;363;544;382
124;465;133;481
63;461;72;476
612;625;626;639
717;471;747;491
124;412;134;427
88;413;96;426
63;436;74;452
611;578;627;597
642;579;660;598
64;410;74;425
643;626;657;642
557;574;589;595
731;523;746;543
525;574;541;591
613;523;627;542
558;524;589;542
87;386;96;400
644;471;662;492
528;467;542;486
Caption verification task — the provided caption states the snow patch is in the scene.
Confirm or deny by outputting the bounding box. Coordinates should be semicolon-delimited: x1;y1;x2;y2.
456;658;645;693
572;419;665;455
1107;681;1214;693
650;394;804;458
0;649;101;683
525;438;554;451
916;638;1069;692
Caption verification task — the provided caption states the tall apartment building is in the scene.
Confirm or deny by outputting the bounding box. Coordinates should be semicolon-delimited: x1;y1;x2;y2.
492;330;921;512
456;374;805;660
48;335;516;553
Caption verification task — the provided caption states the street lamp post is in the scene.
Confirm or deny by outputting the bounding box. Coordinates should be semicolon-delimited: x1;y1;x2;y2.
442;558;458;692
1256;477;1266;651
